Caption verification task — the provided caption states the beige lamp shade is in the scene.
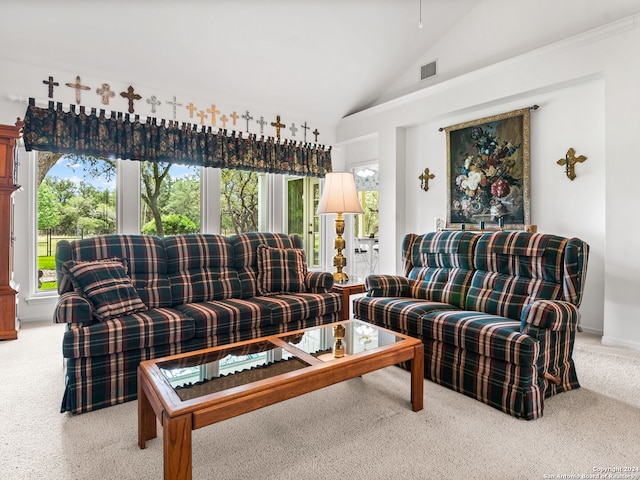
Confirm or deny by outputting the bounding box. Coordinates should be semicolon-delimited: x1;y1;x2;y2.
316;172;364;215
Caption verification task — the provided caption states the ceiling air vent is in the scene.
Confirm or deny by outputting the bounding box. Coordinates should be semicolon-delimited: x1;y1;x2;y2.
420;60;437;81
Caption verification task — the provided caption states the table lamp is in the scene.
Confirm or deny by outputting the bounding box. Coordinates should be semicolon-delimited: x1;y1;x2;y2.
316;172;364;283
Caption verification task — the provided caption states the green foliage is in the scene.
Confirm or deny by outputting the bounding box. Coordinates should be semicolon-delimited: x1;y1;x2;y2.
220;169;258;235
141;214;198;236
37;180;61;230
140;162;201;237
287;178;304;236
363;190;379;235
37;156;116;237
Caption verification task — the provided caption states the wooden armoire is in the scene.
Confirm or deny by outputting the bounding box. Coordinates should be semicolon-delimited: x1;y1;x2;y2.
0;123;21;340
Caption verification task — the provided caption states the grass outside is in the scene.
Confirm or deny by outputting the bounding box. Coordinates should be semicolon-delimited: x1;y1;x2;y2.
38;235;77;292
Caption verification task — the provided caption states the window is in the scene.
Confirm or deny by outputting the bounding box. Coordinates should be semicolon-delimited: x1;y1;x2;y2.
140;162;201;236
356;190;379;238
36;153;116;291
353;166;379;238
286;176;320;267
220;169;259;235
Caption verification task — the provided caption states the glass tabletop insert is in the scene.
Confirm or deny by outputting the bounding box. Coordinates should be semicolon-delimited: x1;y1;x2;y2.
158;340;311;401
285;319;404;362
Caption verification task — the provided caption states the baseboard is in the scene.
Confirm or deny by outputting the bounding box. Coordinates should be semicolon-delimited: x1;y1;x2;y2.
579;325;603;336
601;335;640;353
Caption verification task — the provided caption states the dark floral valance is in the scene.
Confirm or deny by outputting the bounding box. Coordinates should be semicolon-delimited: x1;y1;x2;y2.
21;99;332;177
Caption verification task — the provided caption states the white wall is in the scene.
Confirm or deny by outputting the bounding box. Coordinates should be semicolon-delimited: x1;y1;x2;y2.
337;15;640;350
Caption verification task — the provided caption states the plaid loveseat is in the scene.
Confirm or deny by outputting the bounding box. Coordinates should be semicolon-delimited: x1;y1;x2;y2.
353;230;589;420
54;232;341;414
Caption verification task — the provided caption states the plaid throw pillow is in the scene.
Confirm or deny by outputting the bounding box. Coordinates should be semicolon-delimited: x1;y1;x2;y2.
256;244;307;295
62;258;147;321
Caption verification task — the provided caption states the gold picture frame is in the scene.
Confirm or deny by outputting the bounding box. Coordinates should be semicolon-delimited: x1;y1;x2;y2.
445;107;530;230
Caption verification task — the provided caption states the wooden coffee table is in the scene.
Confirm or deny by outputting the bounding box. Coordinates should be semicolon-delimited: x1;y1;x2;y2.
138;319;424;480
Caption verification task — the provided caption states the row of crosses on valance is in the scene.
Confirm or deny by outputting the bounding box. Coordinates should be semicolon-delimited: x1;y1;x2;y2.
21;99;332;178
42;75;322;142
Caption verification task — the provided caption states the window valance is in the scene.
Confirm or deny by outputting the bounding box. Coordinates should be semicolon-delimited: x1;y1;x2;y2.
21;99;332;177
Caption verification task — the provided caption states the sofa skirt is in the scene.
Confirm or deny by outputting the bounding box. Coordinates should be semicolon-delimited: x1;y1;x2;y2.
61;313;340;414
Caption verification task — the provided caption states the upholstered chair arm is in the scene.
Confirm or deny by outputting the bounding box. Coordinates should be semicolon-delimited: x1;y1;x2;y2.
54;292;95;326
305;271;334;293
365;275;409;297
520;300;580;333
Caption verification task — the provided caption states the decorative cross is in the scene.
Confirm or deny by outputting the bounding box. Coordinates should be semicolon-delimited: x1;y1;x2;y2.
219;115;229;129
241;110;253;132
42;76;59;98
256;116;267;133
289;123;298;137
271;115;286;140
65;75;90;104
301;121;310;142
186;102;197;118
120;85;142;114
146;95;161;113
166;95;182;120
312;128;320;142
419;167;436;192
96;83;115;105
230;111;239;126
207;104;221;125
196;110;208;125
557;147;587;181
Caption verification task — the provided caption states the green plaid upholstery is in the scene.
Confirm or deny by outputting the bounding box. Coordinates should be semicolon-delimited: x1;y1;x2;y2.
403;230;478;308
421;338;543;419
57;235;173;308
164;234;242;304
61;314;338;414
256;244;307;294
55;232;340;414
249;292;342;325
62;258;148;321
354;230;589;420
175;299;272;338
365;274;409;297
304;271;334;293
54;292;94;326
230;232;304;298
468;232;568;318
62;307;195;358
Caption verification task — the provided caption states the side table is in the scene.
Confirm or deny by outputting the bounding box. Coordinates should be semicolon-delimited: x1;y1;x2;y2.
331;278;366;320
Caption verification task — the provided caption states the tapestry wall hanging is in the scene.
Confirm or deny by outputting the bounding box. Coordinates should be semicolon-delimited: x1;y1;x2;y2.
444;107;530;229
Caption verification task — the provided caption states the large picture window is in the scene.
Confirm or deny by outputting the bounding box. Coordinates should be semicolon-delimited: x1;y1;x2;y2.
140;162;201;236
220;169;259;235
36;153;116;291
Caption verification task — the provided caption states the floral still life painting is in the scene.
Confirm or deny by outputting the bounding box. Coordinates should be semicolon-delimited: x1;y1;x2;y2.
445;108;530;229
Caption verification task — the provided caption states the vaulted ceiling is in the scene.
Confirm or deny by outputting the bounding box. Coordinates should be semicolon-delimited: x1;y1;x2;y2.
1;1;638;126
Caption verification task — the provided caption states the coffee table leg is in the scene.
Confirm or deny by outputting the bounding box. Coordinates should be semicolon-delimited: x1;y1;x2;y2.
163;411;193;480
138;373;157;449
411;343;424;411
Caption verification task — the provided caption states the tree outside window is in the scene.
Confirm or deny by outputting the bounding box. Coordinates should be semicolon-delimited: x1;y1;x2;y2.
220;169;258;235
140;162;201;236
36;154;116;291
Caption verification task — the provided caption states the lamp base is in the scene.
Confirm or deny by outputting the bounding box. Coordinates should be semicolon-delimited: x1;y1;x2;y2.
333;271;349;283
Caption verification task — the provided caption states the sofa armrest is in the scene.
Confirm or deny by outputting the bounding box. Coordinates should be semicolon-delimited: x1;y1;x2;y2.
520;300;580;333
305;271;334;293
365;275;409;297
54;292;95;326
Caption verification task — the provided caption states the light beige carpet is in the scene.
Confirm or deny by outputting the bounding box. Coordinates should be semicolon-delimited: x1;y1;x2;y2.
1;321;639;480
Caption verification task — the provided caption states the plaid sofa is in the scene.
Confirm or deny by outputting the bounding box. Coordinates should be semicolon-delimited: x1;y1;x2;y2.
353;230;589;420
54;232;341;414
